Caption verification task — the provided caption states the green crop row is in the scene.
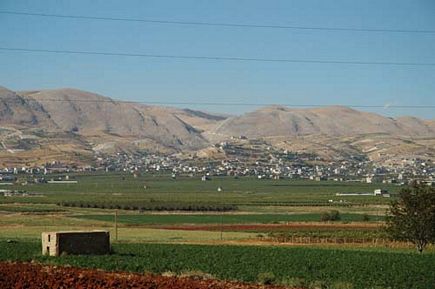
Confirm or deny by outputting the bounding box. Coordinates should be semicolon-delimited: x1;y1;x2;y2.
73;213;384;225
0;241;433;289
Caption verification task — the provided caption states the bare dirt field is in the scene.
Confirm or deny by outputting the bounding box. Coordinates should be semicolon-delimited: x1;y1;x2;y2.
0;262;291;289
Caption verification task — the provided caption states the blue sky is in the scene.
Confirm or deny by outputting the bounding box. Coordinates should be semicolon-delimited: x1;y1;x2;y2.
0;0;434;119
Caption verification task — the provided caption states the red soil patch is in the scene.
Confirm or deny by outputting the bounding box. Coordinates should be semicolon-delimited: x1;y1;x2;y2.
0;262;291;289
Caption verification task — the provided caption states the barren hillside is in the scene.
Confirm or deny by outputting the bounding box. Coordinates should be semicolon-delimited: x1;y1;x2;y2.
0;86;433;166
212;106;435;138
21;88;213;150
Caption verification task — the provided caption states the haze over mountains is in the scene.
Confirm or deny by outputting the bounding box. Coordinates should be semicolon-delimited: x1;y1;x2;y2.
0;85;433;166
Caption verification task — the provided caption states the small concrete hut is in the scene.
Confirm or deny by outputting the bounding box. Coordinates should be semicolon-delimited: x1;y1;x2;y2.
41;230;110;256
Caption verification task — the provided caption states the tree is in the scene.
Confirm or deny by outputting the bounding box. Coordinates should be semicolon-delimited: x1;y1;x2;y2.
362;214;370;222
320;210;341;222
385;183;435;253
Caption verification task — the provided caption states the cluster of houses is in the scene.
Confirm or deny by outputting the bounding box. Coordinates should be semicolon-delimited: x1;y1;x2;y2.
92;144;434;186
0;162;79;186
0;145;433;187
0;189;38;197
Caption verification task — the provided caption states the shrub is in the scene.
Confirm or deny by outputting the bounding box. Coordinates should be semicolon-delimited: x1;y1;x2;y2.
257;272;276;285
362;214;370;222
281;277;309;288
321;210;341;222
179;270;214;280
331;281;354;289
310;280;330;289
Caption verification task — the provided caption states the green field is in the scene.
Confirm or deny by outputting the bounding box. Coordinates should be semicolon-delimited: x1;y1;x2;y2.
74;213;385;224
0;174;433;289
1;240;434;289
2;173;399;209
0;174;394;245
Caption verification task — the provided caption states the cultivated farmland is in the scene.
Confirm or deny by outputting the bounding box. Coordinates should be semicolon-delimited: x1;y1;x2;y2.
1;174;433;289
0;241;434;289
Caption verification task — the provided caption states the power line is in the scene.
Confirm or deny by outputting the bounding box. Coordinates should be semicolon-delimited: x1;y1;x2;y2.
19;98;435;109
1;47;434;67
1;10;434;34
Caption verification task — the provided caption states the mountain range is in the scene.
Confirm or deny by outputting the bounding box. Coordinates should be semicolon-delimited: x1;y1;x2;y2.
211;105;434;138
0;85;433;166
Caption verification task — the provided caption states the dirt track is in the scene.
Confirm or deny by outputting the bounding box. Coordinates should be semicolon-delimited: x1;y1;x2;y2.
0;262;290;289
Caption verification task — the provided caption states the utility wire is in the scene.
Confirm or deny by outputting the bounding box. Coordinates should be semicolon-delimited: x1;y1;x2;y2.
17;98;435;109
1;47;434;67
1;10;434;34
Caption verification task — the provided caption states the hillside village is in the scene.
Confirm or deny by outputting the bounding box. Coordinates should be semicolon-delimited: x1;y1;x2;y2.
1;137;433;189
0;86;433;189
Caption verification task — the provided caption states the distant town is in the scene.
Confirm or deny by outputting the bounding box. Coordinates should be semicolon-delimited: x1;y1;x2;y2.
1;137;433;188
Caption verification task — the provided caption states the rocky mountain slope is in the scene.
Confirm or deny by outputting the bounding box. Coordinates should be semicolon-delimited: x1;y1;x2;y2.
0;85;433;166
0;86;55;129
211;106;435;139
19;88;213;150
0;86;228;165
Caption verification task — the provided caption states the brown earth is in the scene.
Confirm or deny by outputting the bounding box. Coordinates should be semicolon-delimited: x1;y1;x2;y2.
0;262;292;289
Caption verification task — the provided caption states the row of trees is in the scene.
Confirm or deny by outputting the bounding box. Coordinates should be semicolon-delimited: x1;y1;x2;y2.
58;202;238;212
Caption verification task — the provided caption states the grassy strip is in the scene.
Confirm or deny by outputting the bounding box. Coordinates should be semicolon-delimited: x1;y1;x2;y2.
73;213;385;225
0;206;64;213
